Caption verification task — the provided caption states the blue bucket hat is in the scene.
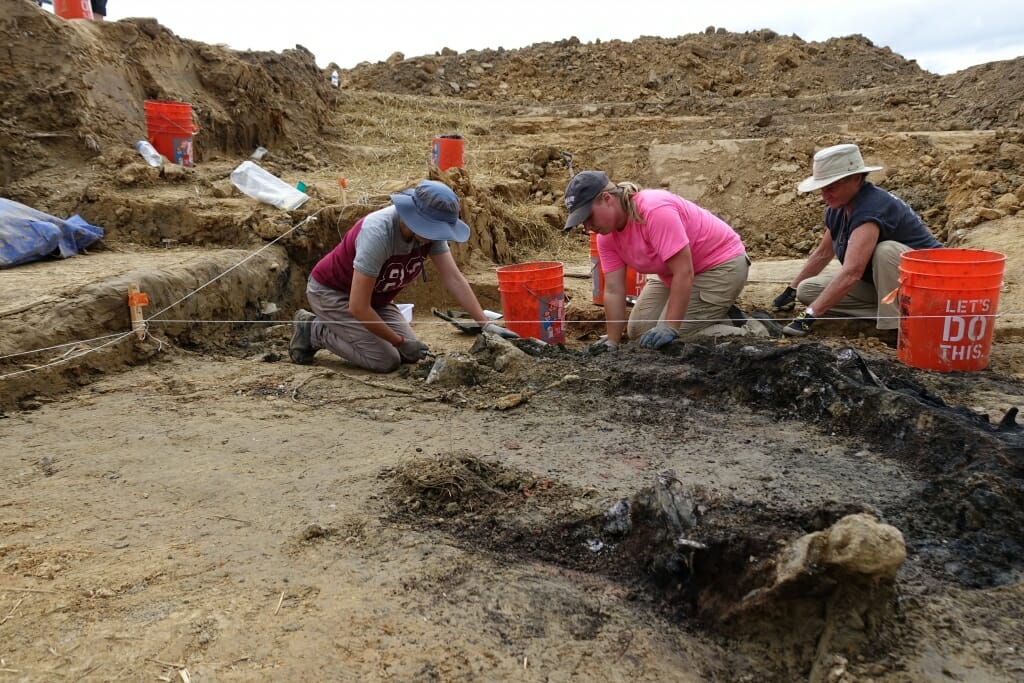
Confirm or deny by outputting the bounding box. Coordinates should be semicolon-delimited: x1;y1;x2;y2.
563;170;610;230
391;180;470;242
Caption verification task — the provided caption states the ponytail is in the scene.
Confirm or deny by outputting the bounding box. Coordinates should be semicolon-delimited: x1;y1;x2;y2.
605;181;644;224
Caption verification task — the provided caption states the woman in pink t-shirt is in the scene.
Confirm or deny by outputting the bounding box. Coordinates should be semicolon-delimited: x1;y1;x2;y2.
563;170;749;350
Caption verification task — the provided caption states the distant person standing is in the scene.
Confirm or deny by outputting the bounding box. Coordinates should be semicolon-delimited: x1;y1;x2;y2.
91;0;105;19
773;143;943;337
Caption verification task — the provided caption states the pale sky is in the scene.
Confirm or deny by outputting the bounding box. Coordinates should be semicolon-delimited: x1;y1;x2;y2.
96;0;1024;75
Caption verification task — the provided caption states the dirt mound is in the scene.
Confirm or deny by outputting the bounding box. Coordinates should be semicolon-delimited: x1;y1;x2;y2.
932;57;1024;129
339;31;929;104
0;0;332;188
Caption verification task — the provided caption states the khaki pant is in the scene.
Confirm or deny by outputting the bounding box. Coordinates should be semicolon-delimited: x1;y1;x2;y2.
627;253;749;340
795;240;910;330
306;277;414;373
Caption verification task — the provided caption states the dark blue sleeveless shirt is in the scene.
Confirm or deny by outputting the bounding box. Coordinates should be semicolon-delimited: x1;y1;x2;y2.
826;182;942;282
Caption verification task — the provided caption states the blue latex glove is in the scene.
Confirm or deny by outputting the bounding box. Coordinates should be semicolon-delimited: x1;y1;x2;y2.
638;324;679;349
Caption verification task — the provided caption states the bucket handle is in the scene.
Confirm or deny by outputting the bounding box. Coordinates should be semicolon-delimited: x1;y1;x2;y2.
153;110;200;134
521;282;570;307
880;283;901;305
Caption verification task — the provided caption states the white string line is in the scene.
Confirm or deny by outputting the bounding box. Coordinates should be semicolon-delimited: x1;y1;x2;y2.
0;331;135;381
0;204;344;375
0;188;1017;374
120;312;1024;325
145;203;340;322
0;331;134;362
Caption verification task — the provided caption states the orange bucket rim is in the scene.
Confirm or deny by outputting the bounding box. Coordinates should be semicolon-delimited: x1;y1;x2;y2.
902;248;1006;264
497;261;563;273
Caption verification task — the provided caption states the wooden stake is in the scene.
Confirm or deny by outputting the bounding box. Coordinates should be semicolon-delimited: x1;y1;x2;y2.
127;283;150;340
274;592;285;615
338;176;348;206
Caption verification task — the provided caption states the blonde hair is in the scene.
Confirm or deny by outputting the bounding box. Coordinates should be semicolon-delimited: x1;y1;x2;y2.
603;181;644;224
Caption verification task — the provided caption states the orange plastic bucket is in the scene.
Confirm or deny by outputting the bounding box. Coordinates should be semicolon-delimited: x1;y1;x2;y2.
897;248;1005;372
497;261;566;343
431;135;464;171
590;233;644;304
144;100;198;167
54;0;93;19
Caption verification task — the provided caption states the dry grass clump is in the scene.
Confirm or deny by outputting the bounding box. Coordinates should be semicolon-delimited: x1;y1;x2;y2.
389;452;523;514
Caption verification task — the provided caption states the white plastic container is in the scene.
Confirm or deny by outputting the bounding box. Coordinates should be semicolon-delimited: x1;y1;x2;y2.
330;70;339;87
229;161;310;211
135;140;163;167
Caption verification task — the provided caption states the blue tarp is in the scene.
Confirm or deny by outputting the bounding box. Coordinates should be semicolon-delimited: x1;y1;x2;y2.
0;198;104;268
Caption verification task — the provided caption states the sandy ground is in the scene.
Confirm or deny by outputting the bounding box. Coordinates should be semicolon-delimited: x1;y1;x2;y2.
3;4;1024;681
3;293;1024;681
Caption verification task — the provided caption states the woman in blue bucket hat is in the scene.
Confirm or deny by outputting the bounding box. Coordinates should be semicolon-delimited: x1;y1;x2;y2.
290;180;516;372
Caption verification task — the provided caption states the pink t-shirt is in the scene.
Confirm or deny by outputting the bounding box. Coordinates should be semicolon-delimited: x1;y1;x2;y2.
597;190;745;284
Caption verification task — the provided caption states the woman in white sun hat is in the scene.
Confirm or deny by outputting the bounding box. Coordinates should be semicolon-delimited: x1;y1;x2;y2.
773;143;942;338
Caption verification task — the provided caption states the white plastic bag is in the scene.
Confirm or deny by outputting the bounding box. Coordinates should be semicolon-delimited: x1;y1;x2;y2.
230;161;309;211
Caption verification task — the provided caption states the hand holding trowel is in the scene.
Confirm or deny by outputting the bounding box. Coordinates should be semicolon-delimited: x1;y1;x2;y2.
432;308;520;339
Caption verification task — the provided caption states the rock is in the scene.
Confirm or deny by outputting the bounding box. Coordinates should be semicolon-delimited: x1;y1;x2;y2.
994;193;1020;213
469;333;531;373
210;179;236;198
604;499;632;535
654;470;698;533
774;530;828;586
425;353;483;386
977;207;1005;221
773;514;905;588
821;514;906;578
160;163;193;181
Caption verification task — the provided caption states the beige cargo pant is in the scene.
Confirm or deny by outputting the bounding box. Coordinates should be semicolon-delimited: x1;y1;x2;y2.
795;241;910;330
626;253;749;340
306;276;414;373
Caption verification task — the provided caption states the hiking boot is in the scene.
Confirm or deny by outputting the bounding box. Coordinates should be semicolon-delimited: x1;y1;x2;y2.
289;309;317;364
782;311;817;337
749;310;786;337
727;304;748;328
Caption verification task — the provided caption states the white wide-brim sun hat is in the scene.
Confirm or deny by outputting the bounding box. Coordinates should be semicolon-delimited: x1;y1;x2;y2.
797;143;883;193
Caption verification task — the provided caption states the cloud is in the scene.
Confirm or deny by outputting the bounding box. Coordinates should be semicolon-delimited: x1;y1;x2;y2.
106;0;1023;74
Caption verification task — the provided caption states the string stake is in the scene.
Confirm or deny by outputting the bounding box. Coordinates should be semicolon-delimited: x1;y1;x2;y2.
127;283;150;340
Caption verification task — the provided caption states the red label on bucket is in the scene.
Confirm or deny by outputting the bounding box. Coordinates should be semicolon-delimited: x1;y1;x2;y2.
171;136;193;167
538;294;566;344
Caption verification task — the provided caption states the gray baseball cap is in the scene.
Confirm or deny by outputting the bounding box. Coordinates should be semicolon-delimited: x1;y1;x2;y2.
562;170;609;230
